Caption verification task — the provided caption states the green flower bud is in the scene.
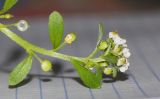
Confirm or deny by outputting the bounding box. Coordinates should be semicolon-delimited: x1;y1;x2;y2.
41;60;52;72
5;14;14;19
65;32;76;44
98;41;108;50
85;60;95;68
0;14;13;19
99;61;108;67
103;68;112;75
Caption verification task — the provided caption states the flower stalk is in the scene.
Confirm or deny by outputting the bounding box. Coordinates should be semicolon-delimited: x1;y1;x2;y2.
0;0;131;88
0;24;84;62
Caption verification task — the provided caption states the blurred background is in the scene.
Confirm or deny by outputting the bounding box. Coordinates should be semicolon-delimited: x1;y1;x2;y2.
1;0;160;99
5;0;160;17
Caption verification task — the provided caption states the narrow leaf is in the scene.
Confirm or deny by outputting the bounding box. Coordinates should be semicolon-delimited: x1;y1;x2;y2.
71;59;102;88
0;0;18;14
48;11;64;49
9;54;33;86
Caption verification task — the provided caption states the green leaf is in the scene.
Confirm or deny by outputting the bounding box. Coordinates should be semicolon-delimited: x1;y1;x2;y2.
48;11;64;49
0;0;18;15
9;54;33;86
71;59;102;88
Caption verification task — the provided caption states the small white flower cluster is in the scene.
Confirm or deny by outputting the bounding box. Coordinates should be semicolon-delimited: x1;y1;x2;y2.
109;32;131;73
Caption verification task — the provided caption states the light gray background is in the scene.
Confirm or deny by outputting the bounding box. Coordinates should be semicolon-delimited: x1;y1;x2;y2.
0;11;160;99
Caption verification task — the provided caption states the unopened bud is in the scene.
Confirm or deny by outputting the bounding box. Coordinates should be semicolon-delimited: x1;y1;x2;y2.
5;14;14;19
103;68;112;75
41;60;52;72
65;32;76;44
99;61;108;67
16;20;29;32
98;41;108;50
0;14;13;19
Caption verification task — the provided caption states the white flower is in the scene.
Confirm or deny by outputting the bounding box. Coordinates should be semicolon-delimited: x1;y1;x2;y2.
17;20;29;32
122;48;131;58
122;44;128;47
117;58;126;66
114;37;126;45
109;32;126;45
119;65;129;72
119;60;130;72
109;32;119;39
119;66;126;72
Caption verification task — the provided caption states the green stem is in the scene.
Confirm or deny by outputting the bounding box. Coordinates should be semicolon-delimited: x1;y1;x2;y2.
0;24;83;62
104;43;111;56
33;52;43;63
87;47;99;58
53;42;66;51
92;57;105;63
87;23;104;58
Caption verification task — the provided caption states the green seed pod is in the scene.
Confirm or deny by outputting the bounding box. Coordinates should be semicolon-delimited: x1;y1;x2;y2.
98;41;108;50
41;60;52;72
65;32;77;44
103;68;112;75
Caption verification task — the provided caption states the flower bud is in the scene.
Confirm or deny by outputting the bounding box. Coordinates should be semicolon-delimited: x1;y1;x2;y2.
5;14;14;19
99;61;108;67
98;41;108;50
16;20;29;32
41;60;52;72
0;14;14;19
65;32;76;44
103;68;112;75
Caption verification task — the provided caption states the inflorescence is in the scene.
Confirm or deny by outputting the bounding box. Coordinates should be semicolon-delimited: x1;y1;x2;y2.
0;0;131;88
